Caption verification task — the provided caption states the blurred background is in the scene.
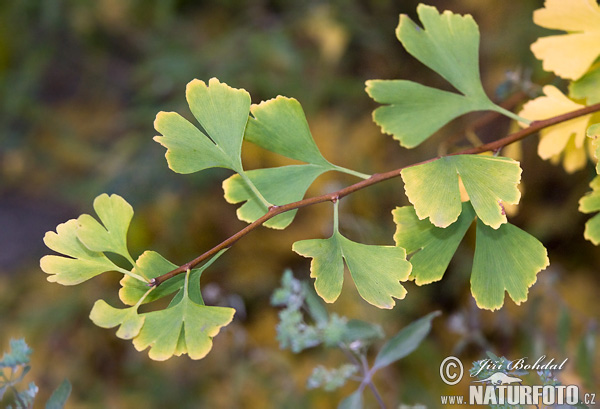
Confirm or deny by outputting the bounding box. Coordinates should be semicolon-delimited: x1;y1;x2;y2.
0;0;598;407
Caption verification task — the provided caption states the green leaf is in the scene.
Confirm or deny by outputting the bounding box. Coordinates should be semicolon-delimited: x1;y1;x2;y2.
89;300;145;340
223;164;329;229
0;339;32;368
373;311;440;370
41;219;119;285
471;218;549;310
397;4;485;97
587;123;600;174
45;379;71;409
293;232;411;309
393;203;475;284
367;4;505;148
245;96;331;166
154;78;250;174
579;175;600;245
338;390;363;409
401;155;521;228
119;249;225;306
342;320;384;344
570;63;600;105
302;282;329;326
76;193;134;264
366;80;488;148
119;251;184;305
132;271;235;361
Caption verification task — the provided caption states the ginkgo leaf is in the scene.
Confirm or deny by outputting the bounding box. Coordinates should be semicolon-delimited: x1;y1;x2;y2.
76;193;135;264
366;81;490;148
245;96;331;166
293;232;411;309
40;219;120;285
132;271;235;361
393;203;475;285
530;0;600;80
154;78;251;174
223;164;329;229
89;300;145;340
518;85;592;173
471;218;549;310
397;4;485;97
586;123;600;174
119;251;184;306
367;4;506;148
401;155;521;229
570;63;600;104
120;249;225;306
578;175;600;245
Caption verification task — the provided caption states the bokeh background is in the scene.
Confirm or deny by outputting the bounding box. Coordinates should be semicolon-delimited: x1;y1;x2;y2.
1;0;598;407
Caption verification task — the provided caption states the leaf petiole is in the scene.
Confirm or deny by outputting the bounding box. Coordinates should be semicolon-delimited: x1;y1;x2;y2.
332;165;371;180
116;267;149;284
492;104;532;125
238;170;273;210
333;199;340;234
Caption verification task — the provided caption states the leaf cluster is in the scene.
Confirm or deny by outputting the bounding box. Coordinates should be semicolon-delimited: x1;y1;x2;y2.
40;194;234;361
0;339;70;409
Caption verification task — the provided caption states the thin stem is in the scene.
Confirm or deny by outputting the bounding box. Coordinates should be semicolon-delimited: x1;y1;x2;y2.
359;353;386;409
150;102;600;287
332;165;372;180
492;104;532;125
10;385;27;408
332;199;340;233
134;286;155;308
238;170;273;209
116;267;148;284
124;253;137;269
184;268;191;295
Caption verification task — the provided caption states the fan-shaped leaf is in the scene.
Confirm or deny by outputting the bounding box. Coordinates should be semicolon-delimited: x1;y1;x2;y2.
366;81;486;148
401;155;521;229
119;251;183;305
245;96;331;166
518;85;591;173
530;0;600;80
89;300;145;340
570;63;600;104
367;4;500;148
120;249;224;306
471;218;549;310
587;123;600;174
579;175;600;245
132;271;235;361
393;203;475;284
293;232;411;309
76;193;134;263
154;78;250;174
41;219;119;285
223;164;329;229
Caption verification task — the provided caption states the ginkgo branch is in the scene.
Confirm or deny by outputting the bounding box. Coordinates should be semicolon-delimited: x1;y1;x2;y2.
150;102;600;287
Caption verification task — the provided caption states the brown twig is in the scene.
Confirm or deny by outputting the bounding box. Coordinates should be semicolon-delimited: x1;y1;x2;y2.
150;102;600;287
